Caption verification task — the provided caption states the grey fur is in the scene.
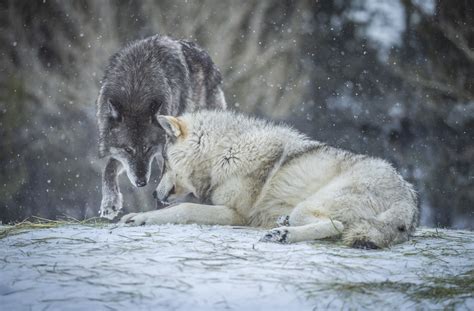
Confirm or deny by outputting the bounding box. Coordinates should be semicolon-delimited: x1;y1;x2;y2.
97;35;226;219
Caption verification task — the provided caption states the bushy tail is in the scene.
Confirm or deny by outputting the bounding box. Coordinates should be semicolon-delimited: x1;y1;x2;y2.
342;203;418;249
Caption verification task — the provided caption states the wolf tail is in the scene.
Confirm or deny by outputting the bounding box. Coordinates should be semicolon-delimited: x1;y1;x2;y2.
342;202;419;249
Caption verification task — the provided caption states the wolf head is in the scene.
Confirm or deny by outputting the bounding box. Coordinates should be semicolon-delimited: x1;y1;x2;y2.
154;115;199;201
97;75;170;188
153;112;252;203
100;99;166;187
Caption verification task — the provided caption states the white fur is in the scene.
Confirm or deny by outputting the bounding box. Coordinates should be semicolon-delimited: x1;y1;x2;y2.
121;111;418;248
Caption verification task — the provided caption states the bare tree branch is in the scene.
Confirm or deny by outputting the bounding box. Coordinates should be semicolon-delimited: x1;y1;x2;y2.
437;20;474;63
391;65;474;101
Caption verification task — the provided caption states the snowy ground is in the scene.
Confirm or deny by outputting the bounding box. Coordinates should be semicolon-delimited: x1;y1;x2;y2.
1;224;473;310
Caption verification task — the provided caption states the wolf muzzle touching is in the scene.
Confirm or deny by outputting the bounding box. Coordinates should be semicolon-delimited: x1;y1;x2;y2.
120;110;419;249
97;35;226;219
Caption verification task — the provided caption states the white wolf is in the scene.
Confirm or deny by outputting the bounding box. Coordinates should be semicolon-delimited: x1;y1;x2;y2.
121;110;418;248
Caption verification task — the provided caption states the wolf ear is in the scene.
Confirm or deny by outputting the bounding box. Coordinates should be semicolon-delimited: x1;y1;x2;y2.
180;40;223;105
107;99;121;120
157;116;184;138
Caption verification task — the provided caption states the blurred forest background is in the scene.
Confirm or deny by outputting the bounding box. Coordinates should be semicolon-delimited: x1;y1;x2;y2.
0;0;472;229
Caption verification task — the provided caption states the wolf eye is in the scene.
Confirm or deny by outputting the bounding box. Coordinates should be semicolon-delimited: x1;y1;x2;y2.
143;145;152;153
124;147;134;154
152;100;162;110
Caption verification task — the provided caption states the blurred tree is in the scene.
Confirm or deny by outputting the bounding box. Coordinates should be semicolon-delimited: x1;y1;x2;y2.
391;0;473;227
0;0;472;228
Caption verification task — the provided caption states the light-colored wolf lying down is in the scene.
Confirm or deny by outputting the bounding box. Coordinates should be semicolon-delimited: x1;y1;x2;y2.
121;110;418;249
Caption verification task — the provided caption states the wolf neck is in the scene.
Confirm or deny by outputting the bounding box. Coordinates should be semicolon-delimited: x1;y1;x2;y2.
202;118;325;224
249;141;325;216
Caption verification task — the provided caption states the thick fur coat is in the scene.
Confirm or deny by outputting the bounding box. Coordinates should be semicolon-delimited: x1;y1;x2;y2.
121;110;418;249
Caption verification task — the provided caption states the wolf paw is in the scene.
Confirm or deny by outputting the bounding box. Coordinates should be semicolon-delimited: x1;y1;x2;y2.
260;228;290;243
119;213;147;226
276;215;290;226
99;193;123;220
352;240;380;250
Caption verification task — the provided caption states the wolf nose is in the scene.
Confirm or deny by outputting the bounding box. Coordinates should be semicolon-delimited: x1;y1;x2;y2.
136;180;147;187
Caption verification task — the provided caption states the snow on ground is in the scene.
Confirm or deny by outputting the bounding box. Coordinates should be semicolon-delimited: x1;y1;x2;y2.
1;225;473;310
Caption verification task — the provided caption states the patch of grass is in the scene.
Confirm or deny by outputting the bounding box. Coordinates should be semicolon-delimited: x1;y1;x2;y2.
339;273;472;299
0;216;110;239
417;270;474;301
300;270;474;308
414;228;446;239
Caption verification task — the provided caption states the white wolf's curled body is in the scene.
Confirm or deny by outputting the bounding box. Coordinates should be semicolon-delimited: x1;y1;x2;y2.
121;111;418;249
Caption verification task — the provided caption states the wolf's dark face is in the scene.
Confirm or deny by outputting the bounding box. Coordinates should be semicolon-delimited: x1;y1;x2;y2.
97;38;188;188
99;96;166;188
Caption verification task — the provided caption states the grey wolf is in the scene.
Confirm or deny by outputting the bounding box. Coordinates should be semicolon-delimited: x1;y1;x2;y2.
121;110;418;249
97;35;226;219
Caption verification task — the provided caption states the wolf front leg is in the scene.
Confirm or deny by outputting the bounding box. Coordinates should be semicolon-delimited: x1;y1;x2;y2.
99;158;124;220
260;220;344;244
120;203;245;226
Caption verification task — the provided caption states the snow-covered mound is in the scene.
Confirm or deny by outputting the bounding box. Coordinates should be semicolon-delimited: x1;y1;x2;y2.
1;225;473;310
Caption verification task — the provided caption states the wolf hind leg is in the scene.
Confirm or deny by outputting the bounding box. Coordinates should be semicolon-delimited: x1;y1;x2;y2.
285;195;411;249
261;194;346;243
286;188;390;248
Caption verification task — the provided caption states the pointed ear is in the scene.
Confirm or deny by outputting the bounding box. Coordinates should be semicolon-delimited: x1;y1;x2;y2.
107;99;121;120
157;116;184;138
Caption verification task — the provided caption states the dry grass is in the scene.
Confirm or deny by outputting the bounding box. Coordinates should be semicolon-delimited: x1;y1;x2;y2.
0;216;109;239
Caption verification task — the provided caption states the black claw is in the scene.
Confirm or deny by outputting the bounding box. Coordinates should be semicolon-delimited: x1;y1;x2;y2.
352;240;380;250
111;205;117;212
280;230;289;243
262;229;289;243
152;190;157;199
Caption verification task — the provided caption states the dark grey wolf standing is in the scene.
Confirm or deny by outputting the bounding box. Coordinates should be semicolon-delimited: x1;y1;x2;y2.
97;35;226;219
